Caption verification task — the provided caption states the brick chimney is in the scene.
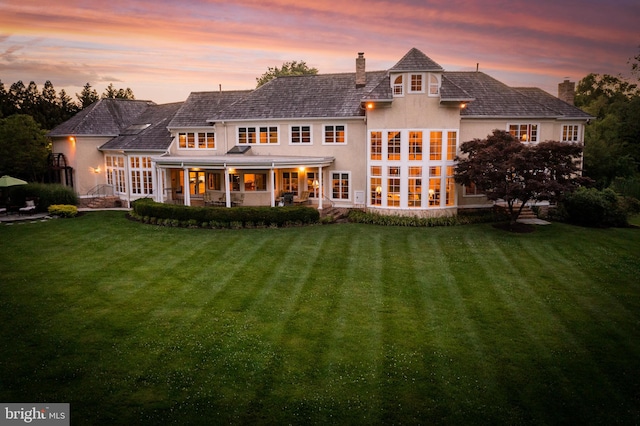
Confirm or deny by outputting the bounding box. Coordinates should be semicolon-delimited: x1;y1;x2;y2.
356;52;366;88
558;79;575;105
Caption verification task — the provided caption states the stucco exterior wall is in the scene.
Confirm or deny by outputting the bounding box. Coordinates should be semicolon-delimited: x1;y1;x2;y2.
51;136;111;196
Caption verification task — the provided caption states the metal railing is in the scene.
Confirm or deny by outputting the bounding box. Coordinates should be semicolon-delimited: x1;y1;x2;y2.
86;184;114;197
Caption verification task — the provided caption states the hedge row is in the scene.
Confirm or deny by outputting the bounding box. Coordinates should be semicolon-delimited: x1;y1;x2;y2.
132;198;319;228
347;209;500;227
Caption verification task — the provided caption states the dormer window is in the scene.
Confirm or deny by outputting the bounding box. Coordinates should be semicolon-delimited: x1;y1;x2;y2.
393;75;404;96
429;74;440;96
409;74;424;93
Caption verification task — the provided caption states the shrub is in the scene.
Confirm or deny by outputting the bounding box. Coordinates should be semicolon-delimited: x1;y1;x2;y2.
560;187;628;227
48;204;78;218
10;183;78;211
131;200;320;228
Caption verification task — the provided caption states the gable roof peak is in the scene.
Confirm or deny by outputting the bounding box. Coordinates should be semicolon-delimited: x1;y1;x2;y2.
390;48;444;73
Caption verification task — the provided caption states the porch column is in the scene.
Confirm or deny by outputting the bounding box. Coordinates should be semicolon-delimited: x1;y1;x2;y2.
153;162;161;202
270;167;276;207
183;167;191;206
318;166;323;210
224;166;231;208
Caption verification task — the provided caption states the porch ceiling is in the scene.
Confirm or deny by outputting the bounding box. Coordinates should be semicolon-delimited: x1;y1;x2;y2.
152;154;335;169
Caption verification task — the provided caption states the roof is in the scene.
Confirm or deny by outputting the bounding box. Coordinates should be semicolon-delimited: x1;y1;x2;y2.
514;87;593;119
168;90;251;128
48;98;155;137
100;102;184;152
444;72;590;119
214;71;389;120
389;47;444;73
153;154;335;169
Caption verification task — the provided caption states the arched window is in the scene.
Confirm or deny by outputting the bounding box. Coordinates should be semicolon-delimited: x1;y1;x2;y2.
393;75;404;96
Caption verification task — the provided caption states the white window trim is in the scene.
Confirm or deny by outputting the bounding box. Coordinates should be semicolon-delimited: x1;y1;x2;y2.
176;130;217;150
428;73;440;97
330;171;351;201
409;73;426;94
561;124;581;142
507;123;540;143
392;74;404;97
237;125;280;145
323;124;347;145
289;124;313;145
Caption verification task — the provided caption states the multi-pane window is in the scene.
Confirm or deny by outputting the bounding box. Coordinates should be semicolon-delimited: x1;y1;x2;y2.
509;124;538;143
238;127;257;144
388;131;401;160
130;156;153;195
562;125;580;142
189;170;205;195
464;182;482;196
410;74;423;92
283;172;299;193
291;125;311;144
370;166;382;206
331;172;350;200
370;131;382;160
447;131;457;160
387;167;401;207
429;74;440;95
408;166;422;208
260;126;278;144
105;155;126;194
393;75;403;96
178;132;214;149
445;166;455;206
430;131;443;160
324;125;345;144
307;172;319;198
429;166;441;207
244;173;267;191
409;131;423;160
207;173;221;190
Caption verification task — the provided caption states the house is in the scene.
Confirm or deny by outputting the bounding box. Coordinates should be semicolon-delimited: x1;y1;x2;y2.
48;48;591;215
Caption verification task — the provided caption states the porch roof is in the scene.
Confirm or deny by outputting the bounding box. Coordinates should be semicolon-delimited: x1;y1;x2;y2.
152;154;335;169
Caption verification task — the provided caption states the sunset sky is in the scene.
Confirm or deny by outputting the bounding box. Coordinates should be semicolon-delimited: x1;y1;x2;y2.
1;0;638;104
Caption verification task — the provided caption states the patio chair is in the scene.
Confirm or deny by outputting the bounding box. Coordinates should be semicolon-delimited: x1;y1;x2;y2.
294;191;310;205
231;193;244;207
213;193;226;206
18;199;37;215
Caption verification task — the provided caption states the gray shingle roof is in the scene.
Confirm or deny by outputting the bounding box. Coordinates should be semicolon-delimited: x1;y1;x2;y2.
168;90;251;128
445;72;587;118
100;102;183;151
389;47;444;72
215;71;389;120
513;87;593;119
440;75;475;101
48;99;155;136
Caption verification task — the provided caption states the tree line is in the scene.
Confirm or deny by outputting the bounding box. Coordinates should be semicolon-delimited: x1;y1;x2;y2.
0;80;135;131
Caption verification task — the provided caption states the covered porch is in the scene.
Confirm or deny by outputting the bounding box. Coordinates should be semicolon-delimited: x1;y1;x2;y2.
151;154;335;209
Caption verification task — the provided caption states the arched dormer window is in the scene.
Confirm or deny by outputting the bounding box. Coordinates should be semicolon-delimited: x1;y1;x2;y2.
392;75;404;96
429;74;440;96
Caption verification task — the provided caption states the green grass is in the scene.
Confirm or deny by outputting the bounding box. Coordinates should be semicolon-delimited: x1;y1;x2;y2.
1;212;639;424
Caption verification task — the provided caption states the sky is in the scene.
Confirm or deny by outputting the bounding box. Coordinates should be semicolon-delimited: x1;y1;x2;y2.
1;0;638;104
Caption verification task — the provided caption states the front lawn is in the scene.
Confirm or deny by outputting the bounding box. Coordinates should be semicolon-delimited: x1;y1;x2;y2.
1;212;639;424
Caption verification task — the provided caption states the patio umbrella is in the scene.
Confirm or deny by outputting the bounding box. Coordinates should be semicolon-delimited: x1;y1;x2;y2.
0;175;28;187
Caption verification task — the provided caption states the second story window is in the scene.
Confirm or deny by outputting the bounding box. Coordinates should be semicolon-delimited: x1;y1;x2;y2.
238;126;278;144
429;74;440;95
508;124;538;143
393;75;404;96
178;132;215;149
410;74;424;93
291;125;311;144
324;125;346;144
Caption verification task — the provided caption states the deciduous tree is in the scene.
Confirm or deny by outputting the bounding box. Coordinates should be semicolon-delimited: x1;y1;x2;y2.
256;60;318;87
454;130;585;225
